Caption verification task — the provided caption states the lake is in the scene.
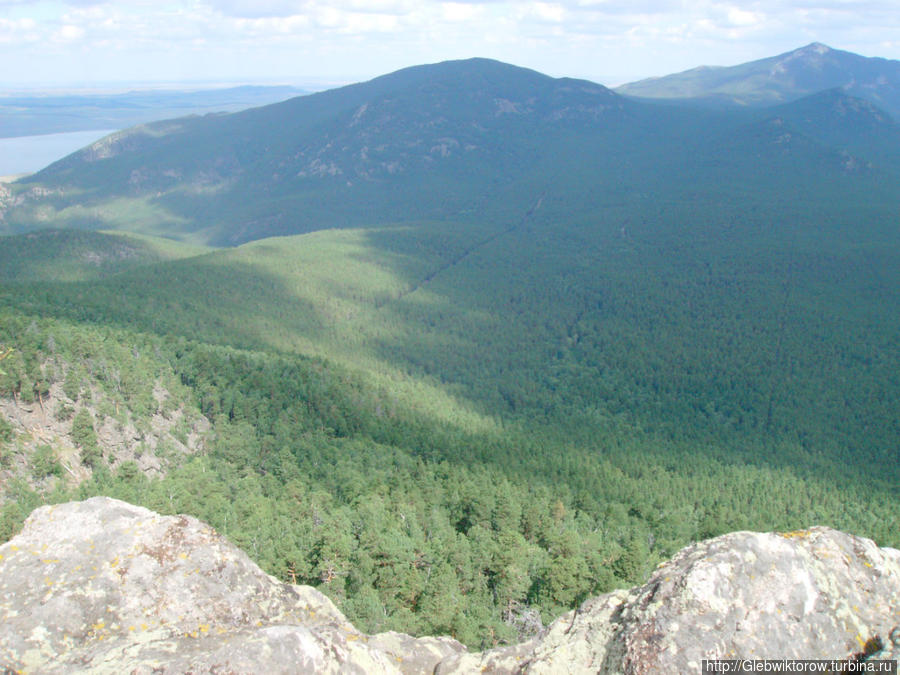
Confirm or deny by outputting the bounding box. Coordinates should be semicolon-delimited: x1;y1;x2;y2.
0;129;118;177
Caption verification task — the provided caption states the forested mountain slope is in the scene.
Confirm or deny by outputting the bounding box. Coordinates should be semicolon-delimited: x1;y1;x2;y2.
0;229;211;283
616;43;900;118
767;89;900;170
4;57;898;248
3;59;637;244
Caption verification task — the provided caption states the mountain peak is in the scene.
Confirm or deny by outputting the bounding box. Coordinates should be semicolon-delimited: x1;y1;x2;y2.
362;56;612;99
616;43;900;117
799;42;833;55
780;42;836;67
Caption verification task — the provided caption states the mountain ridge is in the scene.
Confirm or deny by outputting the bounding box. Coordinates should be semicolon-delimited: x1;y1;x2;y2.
616;43;900;118
4;58;637;245
5;52;898;246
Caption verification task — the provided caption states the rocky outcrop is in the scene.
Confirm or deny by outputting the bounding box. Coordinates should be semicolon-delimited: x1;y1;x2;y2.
440;528;900;672
1;498;898;674
0;381;207;503
0;498;463;674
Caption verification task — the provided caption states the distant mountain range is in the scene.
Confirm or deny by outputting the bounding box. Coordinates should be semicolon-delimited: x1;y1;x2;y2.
2;51;898;246
616;43;900;119
0;85;308;138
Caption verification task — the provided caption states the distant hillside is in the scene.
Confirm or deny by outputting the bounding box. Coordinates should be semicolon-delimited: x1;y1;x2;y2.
4;56;898;247
0;229;210;283
766;90;900;171
689;89;900;181
617;43;900;119
3;58;643;245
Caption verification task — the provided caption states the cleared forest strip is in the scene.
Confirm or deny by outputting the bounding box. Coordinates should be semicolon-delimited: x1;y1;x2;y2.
382;192;547;307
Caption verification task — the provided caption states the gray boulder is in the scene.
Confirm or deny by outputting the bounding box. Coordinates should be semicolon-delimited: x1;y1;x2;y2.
1;498;898;674
0;497;463;673
439;527;900;673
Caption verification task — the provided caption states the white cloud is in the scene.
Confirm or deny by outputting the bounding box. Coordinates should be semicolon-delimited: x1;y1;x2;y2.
528;2;565;23
441;2;482;22
0;0;898;86
205;0;308;19
204;0;418;19
726;7;761;27
55;23;85;40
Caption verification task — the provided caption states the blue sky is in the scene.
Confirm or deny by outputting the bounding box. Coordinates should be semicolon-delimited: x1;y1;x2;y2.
1;0;898;89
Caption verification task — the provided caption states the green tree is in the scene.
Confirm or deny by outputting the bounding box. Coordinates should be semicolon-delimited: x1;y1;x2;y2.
31;444;63;479
0;346;13;375
71;408;101;468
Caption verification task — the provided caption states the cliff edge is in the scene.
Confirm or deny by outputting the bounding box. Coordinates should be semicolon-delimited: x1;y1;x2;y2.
1;497;898;673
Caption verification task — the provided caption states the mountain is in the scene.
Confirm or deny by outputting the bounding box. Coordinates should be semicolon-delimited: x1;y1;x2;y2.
617;43;900;119
2;498;897;672
768;89;900;169
5;56;898;247
2;58;647;245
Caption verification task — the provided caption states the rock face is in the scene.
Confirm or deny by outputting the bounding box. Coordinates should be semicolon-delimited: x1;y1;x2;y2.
440;528;900;673
1;498;899;674
0;498;464;674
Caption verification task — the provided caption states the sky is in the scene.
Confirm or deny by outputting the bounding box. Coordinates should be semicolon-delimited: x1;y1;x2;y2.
1;0;899;90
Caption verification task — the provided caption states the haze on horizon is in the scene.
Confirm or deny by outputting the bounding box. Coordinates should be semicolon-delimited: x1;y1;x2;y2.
2;0;899;91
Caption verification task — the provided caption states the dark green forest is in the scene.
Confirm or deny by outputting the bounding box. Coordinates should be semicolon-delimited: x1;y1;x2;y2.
1;200;898;647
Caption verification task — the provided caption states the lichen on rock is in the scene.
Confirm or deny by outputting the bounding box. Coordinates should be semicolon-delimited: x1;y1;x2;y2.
1;499;898;673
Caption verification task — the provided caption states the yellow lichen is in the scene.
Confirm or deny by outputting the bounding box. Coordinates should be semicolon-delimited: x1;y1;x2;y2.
778;529;812;539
